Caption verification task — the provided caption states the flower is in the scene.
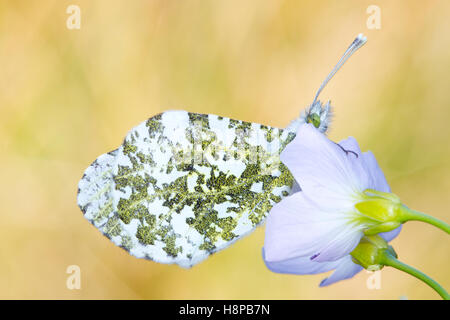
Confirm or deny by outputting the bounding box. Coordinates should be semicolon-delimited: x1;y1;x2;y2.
263;123;402;286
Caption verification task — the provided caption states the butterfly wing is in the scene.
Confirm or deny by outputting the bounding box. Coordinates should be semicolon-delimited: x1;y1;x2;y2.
77;110;299;267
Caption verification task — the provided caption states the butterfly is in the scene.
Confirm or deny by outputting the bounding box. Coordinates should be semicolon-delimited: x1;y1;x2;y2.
77;34;367;268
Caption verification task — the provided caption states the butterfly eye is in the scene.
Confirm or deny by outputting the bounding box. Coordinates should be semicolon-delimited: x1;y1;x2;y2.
306;113;321;129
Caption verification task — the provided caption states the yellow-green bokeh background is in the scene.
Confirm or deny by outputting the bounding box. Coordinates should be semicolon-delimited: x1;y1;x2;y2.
1;0;449;299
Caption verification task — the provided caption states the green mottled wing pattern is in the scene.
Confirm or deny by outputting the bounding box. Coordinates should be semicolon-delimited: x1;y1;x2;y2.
77;110;301;267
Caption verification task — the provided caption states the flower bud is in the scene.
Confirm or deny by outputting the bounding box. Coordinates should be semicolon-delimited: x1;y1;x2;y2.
350;235;397;271
355;189;409;235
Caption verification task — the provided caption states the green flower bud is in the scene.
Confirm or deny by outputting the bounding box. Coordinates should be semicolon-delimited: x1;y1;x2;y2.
350;235;397;271
354;189;410;235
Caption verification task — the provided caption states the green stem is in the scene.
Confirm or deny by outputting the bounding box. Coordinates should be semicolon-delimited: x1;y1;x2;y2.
400;207;450;234
380;250;449;300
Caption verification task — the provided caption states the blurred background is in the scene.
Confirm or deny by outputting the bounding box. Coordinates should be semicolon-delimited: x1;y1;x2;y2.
1;0;449;299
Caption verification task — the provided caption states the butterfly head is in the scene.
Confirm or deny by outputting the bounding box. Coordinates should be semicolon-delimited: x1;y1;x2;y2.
301;100;333;133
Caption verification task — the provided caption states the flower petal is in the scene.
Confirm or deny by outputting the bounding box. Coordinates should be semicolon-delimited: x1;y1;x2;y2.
340;137;391;194
338;136;362;157
262;248;340;275
264;192;360;262
361;151;391;193
310;222;364;262
319;255;363;287
281;124;370;209
380;225;402;242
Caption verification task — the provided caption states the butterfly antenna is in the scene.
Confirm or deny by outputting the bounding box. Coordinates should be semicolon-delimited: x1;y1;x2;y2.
312;33;367;105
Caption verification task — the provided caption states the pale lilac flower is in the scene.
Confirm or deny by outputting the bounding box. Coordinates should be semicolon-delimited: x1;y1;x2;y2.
263;123;401;286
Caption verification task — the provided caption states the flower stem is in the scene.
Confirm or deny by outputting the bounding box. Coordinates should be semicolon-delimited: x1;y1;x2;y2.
380;250;449;300
401;207;450;234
